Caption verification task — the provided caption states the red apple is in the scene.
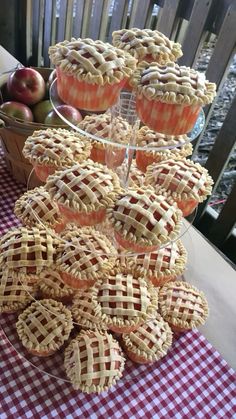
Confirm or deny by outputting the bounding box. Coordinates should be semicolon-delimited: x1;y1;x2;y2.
0;101;33;122
33;100;53;123
44;104;83;126
7;67;46;106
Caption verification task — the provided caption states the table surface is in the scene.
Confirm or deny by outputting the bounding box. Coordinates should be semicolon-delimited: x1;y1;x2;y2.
0;148;236;418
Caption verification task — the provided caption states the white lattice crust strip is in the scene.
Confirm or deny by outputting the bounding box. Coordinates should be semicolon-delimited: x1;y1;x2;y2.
158;281;209;329
72;286;107;330
64;330;125;393
107;188;182;247
145;158;213;202
23;128;91;166
16;299;73;353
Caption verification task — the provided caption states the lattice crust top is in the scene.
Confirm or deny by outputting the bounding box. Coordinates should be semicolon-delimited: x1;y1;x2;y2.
72;286;107;330
49;37;137;85
129;240;187;281
14;187;64;229
112;28;182;64
97;273;158;329
55;226;117;282
121;314;173;362
78;113;132;149
116;161;145;189
0;268;37;313
137;126;193;159
131;61;216;105
46;160;122;212
0;226;59;275
38;269;75;299
16;299;73;353
64;330;125;392
145;158;213;202
158;281;209;330
23;128;91;167
107;188;182;247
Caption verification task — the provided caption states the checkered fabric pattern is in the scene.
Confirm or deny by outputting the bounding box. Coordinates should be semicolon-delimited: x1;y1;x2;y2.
0;147;236;417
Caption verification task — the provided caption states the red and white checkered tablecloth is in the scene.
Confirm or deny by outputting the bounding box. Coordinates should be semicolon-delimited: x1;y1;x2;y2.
0;148;236;418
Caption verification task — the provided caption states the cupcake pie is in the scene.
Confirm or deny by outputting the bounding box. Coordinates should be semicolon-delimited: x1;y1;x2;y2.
14;187;66;233
158;281;209;332
23;128;91;182
0;268;37;313
145;158;213;216
112;28;182;64
121;314;173;364
71;285;107;330
38;269;75;303
131;61;216;135
45;159;122;226
16;299;73;356
130;240;187;287
78;113;131;168
97;273;158;333
0;226;59;276
49;37;136;111
55;226;117;289
136;126;193;172
64;330;125;393
107;187;182;252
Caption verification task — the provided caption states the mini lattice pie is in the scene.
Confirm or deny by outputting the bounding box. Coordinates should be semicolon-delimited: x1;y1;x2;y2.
130;240;187;287
16;299;73;356
107;187;182;252
72;286;107;330
112;28;182;64
0;226;59;276
23;128;91;182
0;268;37;313
131;61;216;135
78;113;131;167
38;269;75;303
14;187;65;233
158;281;209;331
145;158;213;216
97;273;158;333
49;37;136;111
136;126;193;172
64;330;125;393
55;226;117;289
121;314;173;364
45;159;122;226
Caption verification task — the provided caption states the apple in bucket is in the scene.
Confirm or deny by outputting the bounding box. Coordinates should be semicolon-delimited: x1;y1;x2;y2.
44;104;83;125
7;67;46;106
0;101;33;122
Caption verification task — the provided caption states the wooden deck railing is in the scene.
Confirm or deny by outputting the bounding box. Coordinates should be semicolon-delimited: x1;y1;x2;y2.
2;0;236;264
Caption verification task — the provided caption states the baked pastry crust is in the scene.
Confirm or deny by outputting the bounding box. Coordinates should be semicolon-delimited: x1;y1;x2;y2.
49;37;136;85
46;159;122;213
97;273;158;331
16;299;73;354
121;314;173;363
116;161;145;188
112;28;182;64
55;226;117;284
38;269;75;301
14;187;64;230
71;286;107;330
130;240;187;285
78;113;132;150
0;268;37;313
107;187;182;248
0;226;59;275
131;61;216;106
145;158;213;202
23;128;91;167
136;126;193;159
158;281;209;330
64;330;125;393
